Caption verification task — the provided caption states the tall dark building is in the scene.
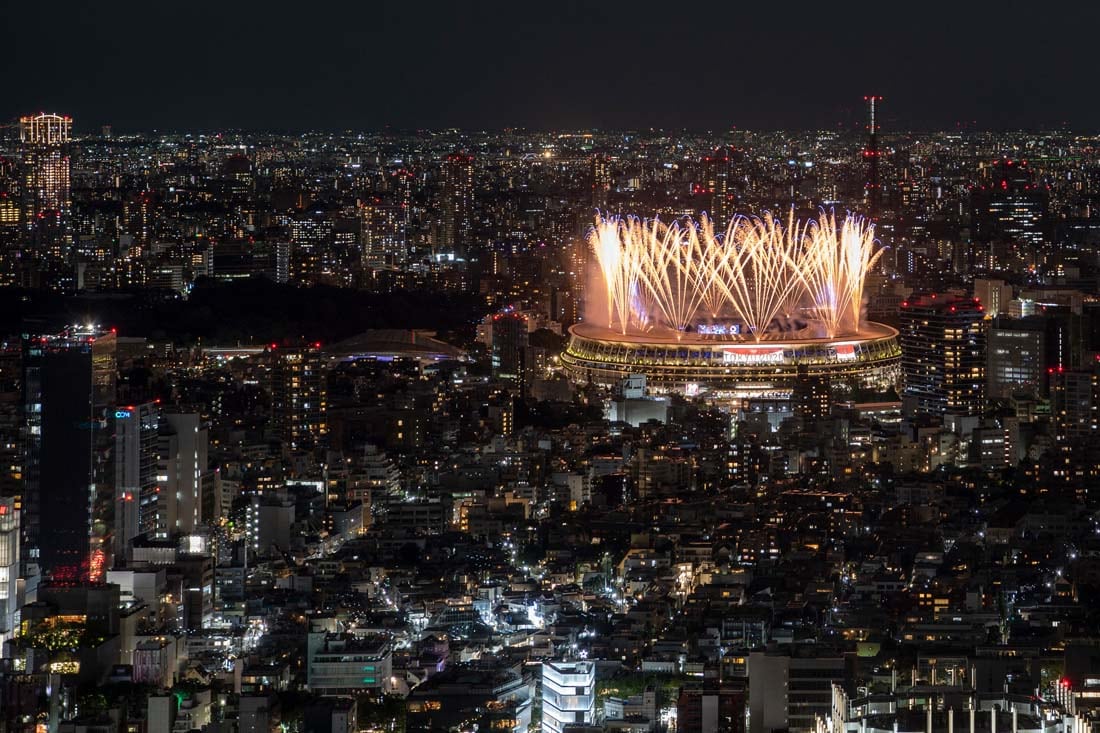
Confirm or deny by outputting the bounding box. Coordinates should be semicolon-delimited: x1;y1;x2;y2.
491;313;528;384
1050;368;1099;441
23;327;116;582
793;366;831;421
591;153;611;212
271;343;328;452
442;152;474;258
704;147;737;230
970;157;1047;249
986;316;1045;399
900;295;986;424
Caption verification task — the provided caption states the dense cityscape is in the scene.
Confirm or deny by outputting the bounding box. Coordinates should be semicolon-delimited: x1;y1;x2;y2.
1;93;1100;733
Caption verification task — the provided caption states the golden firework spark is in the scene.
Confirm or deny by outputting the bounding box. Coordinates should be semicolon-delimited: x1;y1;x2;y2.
589;209;882;341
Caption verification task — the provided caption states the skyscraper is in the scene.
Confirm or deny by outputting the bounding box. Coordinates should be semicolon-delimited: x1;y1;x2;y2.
591;153;611;212
986;317;1045;399
271;344;328;452
360;197;406;268
158;410;210;536
1051;368;1099;441
0;495;19;643
114;402;160;557
900;295;986;426
704;147;737;229
20;113;73;269
491;312;528;383
970;157;1047;250
442;152;474;258
23;326;116;581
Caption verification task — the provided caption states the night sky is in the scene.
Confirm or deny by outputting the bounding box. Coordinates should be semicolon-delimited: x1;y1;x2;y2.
6;0;1097;132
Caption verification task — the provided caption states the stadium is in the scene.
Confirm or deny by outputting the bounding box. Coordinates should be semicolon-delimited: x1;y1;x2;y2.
561;210;902;397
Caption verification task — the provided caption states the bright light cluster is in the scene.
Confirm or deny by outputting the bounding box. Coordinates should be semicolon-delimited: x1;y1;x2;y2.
589;209;883;341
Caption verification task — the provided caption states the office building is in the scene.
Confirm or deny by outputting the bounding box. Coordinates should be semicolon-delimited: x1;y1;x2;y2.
290;213;333;285
1051;369;1099;441
971;157;1047;249
542;660;595;733
158;410;210;536
114;401;160;556
491;312;528;382
986;317;1045;399
22;326;116;581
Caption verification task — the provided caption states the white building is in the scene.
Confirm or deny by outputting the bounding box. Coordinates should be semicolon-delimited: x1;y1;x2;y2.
542;660;595;733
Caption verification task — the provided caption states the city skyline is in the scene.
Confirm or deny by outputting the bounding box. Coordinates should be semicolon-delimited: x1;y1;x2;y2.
3;12;1100;730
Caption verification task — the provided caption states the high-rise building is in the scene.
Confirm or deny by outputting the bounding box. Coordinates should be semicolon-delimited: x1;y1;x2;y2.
0;495;19;643
290;213;334;285
442;152;474;258
491;312;528;383
158;410;210;536
900;295;986;424
591;153;611;212
793;366;831;421
22;326;116;581
360;197;406;268
862;95;882;215
541;660;595;733
1051;369;1099;441
971;157;1047;249
114;402;160;557
20;113;73;269
0;341;24;498
271;344;328;452
986;317;1045;399
704;147;738;230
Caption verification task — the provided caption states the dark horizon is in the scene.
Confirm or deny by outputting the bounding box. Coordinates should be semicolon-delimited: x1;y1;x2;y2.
5;0;1098;133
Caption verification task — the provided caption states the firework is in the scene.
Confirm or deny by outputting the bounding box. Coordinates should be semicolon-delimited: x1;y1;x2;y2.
589;209;882;341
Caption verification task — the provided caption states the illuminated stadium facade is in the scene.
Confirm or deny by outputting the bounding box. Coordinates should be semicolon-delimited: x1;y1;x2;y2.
562;210;902;397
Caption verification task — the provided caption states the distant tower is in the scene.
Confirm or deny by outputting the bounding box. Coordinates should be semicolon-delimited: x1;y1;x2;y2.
442;152;474;258
862;95;882;216
591;153;611;212
704;147;736;230
20;113;72;265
